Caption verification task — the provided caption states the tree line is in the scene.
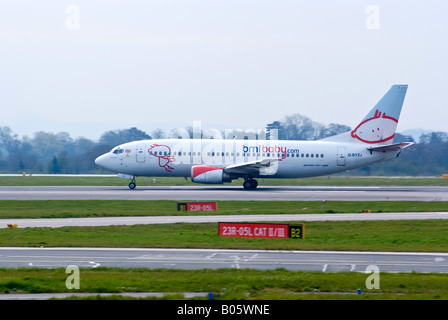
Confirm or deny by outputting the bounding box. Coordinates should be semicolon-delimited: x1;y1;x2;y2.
0;126;152;174
0;114;447;176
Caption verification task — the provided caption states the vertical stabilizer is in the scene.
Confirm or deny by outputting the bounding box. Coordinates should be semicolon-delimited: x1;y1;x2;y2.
322;85;408;145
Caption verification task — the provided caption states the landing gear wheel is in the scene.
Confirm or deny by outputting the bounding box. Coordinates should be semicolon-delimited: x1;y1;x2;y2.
129;177;137;190
251;179;258;189
243;179;258;190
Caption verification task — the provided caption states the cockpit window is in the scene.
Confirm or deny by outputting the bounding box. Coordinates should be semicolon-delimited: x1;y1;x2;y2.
112;148;124;154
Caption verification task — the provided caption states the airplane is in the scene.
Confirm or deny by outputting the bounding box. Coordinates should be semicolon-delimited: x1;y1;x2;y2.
95;84;413;190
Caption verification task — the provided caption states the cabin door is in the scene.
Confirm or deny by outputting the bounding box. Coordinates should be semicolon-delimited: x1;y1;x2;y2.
337;146;346;166
136;143;146;162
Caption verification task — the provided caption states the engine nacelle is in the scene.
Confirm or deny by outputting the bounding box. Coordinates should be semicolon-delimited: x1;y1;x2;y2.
191;165;231;184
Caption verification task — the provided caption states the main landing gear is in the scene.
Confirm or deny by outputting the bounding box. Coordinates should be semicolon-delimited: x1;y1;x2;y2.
243;179;258;190
129;177;137;190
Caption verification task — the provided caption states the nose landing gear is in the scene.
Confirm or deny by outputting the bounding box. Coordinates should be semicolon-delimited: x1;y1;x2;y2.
243;179;258;190
129;177;137;190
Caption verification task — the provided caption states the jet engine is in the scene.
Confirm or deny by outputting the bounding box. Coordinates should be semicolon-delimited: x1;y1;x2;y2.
191;165;232;184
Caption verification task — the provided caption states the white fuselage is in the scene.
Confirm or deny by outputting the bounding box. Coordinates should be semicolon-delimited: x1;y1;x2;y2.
95;138;397;179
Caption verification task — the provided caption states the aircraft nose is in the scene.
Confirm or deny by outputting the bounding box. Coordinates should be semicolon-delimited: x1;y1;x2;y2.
95;154;109;168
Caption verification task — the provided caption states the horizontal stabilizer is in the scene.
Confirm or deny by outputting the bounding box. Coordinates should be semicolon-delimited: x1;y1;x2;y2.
367;142;414;154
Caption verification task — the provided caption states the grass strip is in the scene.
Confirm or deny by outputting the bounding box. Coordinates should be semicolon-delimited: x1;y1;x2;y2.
0;267;447;300
0;220;447;252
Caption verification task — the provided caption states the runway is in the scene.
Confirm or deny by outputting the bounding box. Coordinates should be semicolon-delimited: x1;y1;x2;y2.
1;185;447;201
0;247;447;273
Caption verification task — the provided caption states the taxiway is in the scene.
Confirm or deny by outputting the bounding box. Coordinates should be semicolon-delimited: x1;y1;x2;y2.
1;212;448;228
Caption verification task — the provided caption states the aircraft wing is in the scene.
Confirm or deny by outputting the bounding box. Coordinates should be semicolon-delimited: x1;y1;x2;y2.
367;142;414;153
224;158;280;176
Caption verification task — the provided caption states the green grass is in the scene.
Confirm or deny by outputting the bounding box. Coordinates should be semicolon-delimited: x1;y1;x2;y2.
1;175;448;186
1;220;447;252
1;200;448;219
1;267;447;299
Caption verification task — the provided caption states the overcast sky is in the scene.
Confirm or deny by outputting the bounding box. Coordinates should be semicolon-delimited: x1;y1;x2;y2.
1;1;447;140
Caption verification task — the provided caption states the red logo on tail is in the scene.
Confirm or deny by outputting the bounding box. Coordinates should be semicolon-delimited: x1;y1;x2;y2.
351;109;398;144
